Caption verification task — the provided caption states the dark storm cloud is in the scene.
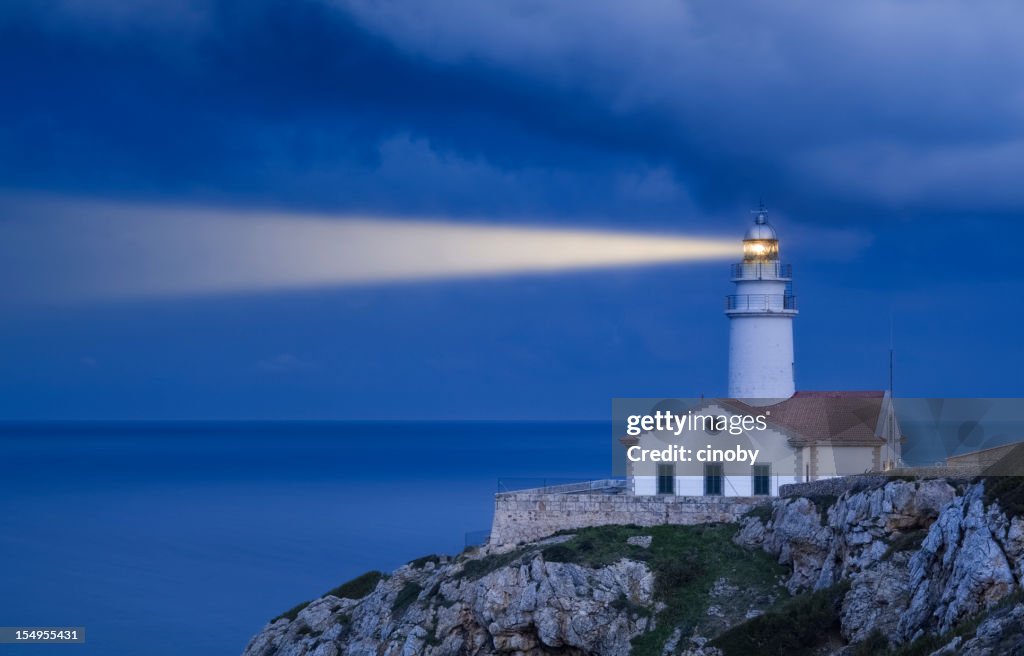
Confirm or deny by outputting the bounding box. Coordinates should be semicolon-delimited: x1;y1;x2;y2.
2;0;1024;221
0;0;694;221
338;0;1024;214
2;0;1023;418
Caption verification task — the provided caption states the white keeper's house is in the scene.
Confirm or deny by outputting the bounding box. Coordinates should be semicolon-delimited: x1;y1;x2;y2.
623;207;903;497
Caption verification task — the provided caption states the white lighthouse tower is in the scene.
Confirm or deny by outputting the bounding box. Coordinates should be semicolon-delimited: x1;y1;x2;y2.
726;206;798;403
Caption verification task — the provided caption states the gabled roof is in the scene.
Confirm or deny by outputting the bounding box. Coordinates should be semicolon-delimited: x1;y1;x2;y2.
618;391;890;447
718;391;887;445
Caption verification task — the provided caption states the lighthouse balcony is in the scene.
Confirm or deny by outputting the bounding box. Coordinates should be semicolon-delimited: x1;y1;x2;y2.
730;262;792;281
725;294;798;313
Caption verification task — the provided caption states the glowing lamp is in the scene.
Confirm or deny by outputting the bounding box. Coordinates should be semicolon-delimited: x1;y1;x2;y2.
742;211;779;261
742;239;778;261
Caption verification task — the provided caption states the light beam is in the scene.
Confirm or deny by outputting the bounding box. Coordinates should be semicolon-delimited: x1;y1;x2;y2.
0;199;738;301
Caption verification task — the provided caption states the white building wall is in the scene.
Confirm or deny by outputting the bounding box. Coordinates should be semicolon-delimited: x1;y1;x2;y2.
633;475;657;496
723;474;752;496
631;474;801;497
627;403;805;497
811;445;879;477
676;476;705;496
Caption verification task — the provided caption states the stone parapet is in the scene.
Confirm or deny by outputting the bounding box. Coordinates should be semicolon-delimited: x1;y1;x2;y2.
489;489;769;550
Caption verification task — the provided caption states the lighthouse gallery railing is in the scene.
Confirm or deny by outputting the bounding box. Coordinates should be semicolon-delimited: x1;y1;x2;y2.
725;294;797;311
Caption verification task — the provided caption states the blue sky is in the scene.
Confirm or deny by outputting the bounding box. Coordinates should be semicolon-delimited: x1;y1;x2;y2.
1;0;1022;419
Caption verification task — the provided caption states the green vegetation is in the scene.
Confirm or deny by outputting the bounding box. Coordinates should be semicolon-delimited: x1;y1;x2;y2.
610;592;653;618
883;618;981;655
851;629;890;655
272;570;385;623
743;504;774;522
409;554;442;569
272;600;312;623
981;476;1024;519
539;525;655;569
883;529;928;560
711;581;850;656
391;582;423;615
539;543;575;562
425;623;443;647
529;524;789;656
325;570;384;600
806;494;838;526
456;548;529;581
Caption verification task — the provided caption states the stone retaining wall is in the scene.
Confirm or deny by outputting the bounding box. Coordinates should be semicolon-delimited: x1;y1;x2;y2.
779;475;891;498
489;490;770;550
779;469;977;499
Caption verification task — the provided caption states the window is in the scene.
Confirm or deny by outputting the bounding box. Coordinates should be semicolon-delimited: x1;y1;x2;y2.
753;463;771;496
657;463;674;495
704;463;723;496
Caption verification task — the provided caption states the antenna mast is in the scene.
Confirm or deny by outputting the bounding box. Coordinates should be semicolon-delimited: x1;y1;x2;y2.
751;200;768;224
889;311;894;397
888;310;896;469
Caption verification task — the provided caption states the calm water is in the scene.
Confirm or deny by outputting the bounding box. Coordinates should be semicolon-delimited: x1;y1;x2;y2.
0;422;608;656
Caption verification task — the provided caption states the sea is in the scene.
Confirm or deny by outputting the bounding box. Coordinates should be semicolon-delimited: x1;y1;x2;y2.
0;422;609;656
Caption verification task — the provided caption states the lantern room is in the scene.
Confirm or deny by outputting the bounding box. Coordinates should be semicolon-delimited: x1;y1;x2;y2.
742;211;779;262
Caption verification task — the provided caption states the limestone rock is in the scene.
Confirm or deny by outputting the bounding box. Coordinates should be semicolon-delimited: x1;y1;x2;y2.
897;483;1017;641
736;479;956;595
840;557;911;644
245;478;1024;656
938;601;1024;655
242;552;653;656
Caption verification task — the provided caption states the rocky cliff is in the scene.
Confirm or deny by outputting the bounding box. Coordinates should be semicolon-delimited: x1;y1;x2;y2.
242;478;1024;656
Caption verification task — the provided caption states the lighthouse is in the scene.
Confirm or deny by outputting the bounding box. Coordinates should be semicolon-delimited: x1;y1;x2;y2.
619;205;903;499
726;206;797;402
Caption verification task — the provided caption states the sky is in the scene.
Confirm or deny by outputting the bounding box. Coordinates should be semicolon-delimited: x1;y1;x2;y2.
1;0;1023;420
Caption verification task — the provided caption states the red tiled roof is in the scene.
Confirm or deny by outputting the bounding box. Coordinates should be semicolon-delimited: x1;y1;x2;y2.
720;391;887;445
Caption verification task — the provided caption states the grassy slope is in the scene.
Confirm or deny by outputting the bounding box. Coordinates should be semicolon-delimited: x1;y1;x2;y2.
270;521;1023;655
539;524;789;656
